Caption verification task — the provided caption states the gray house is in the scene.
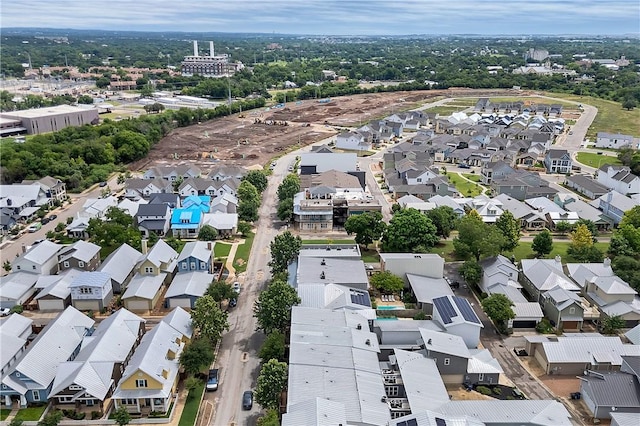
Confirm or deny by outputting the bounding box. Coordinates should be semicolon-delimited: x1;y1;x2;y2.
565;175;610;199
541;287;584;330
98;244;143;294
544;149;572;174
579;364;640;419
406;273;452;315
418;328;470;384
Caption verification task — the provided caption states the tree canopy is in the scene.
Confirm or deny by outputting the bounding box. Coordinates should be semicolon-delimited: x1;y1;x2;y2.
258;330;286;363
481;294;515;333
268;231;302;274
237;180;260;222
253;279;301;334
243;170;268;193
190;295;229;342
453;213;505;261
197;224;218;241
344;211;386;248
277;173;300;201
255;359;288;410
179;338;215;376
369;271;405;294
495;210;521;251
381;208;439;252
426;206;458;239
532;229;554;258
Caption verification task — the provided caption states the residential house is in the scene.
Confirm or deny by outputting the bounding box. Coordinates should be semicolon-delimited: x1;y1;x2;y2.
201;213;238;237
136;203;171;237
291;256;369;291
547;211;580;229
579;366;640;420
143;165;201;182
178;177;220;198
0;307;94;407
406;274;453;315
0;184;49;224
0;273;39;309
164;272;214;309
479;255;519;294
125;178;172;200
170;207;203;238
57;240;101;272
590;190;637;225
625;325;640;345
544;149;572;174
465;196;504;223
11;240;62;275
542;287;585;330
177;241;213;273
98;244;143;294
396;194;436;213
562;198;613;231
428;195;465;217
335;131;372;151
595;132;637;149
565;175;610;199
480;161;515;185
0;314;33;379
520;257;580;302
65;216;90;239
584;275;640;328
298;152;358;174
69;271;113;311
206;165;245;182
432;295;483;348
494;194;546;230
492;170;558;201
597;166;640;196
210;193;238;214
117;198;146;217
435;401;572;426
112;309;192;415
81;197;118;219
148;193;180;209
380;253;445;281
296;284;373;314
49;309;145;412
34;268;83;311
21;176;66;205
418;329;472;384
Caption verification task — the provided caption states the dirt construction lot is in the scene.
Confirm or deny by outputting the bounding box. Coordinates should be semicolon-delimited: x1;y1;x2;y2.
135;88;527;170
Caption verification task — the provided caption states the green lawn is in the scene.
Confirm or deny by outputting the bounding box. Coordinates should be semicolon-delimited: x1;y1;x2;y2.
302;239;356;244
178;381;204;426
233;232;255;274
484;96;578;109
214;242;232;259
0;409;11;421
462;173;482;182
448;173;482;197
546;93;640;139
575;152;622;169
423;106;467;115
361;248;380;263
14;405;47;422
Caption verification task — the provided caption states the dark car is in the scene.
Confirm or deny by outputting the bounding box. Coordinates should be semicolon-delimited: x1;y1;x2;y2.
458;163;471;169
229;298;237;308
41;217;50;225
49;214;57;220
242;391;253;410
99;181;108;187
206;369;219;391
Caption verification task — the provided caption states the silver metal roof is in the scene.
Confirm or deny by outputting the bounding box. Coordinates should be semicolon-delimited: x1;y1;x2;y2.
282;397;348;426
161;307;193;339
439;400;572;425
418;328;471;359
394;349;450;412
98;243;144;285
296;257;368;287
68;271;111;289
407;274;453;304
543;336;640;365
122;272;167;300
176;241;213;263
165;271;212;298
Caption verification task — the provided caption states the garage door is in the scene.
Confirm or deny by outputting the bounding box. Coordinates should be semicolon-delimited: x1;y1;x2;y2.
125;299;151;312
73;300;100;311
169;298;192;309
38;299;65;311
513;320;537;329
562;321;579;330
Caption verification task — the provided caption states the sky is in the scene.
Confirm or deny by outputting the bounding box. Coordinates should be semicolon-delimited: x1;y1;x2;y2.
2;0;639;35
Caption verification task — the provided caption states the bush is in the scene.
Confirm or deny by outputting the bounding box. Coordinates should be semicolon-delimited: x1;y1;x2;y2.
91;411;102;420
476;386;492;396
62;410;86;420
413;312;427;320
492;387;502;395
10;305;23;314
536;318;554;334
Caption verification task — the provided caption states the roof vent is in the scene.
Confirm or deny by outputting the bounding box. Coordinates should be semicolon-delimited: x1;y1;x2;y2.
365;339;371;346
427;338;432;345
321;258;326;265
381;396;387;403
357;324;362;330
320;271;325;280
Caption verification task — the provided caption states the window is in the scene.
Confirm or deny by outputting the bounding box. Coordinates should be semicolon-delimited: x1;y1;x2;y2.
182;262;187;270
200;262;206;270
444;358;451;366
78;261;85;268
136;379;147;388
569;307;576;314
32;390;40;401
145;267;154;274
386;386;399;397
478;373;484;381
123;398;137;405
190;262;196;270
32;265;36;270
69;385;82;391
58;396;72;403
63;261;70;268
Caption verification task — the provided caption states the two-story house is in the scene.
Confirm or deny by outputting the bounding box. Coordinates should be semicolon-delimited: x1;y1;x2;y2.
541;287;585;330
520;257;580;303
98;244;143;294
0;273;40;310
595;132;636;149
544;149;572;174
207;165;246;182
57;241;101;273
0;314;33;382
170;208;203;239
418;328;471;384
335;131;372;151
136;203;171;238
21;176;67;205
112;309;192;416
0;307;94;407
11;240;62;275
480;161;515;185
125;178;172;200
143;165;201;182
590;190;637;225
432;295;483;348
176;241;213;273
49;309;145;412
69;271;113;311
596;165;640;196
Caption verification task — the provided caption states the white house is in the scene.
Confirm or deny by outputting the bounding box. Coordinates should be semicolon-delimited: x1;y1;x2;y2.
380;253;445;281
335;131;372;151
595;132;637;149
596;165;640;196
11;240;62;275
69;271;114;311
432;295;483;348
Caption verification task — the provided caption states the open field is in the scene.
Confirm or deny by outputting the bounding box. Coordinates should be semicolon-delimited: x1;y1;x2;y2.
575;152;622;169
482;96;579;109
545;93;640;139
423;106;469;115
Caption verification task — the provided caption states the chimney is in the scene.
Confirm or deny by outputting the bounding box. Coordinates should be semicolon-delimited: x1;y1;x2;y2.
210;41;215;57
320;271;325;280
604;257;611;267
141;239;148;255
207;241;212;251
554;255;561;264
193;40;198;57
321;258;326;265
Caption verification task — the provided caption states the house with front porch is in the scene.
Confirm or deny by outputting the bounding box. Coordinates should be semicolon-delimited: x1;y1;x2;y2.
0;314;33;378
112;309;192;416
136;203;171;238
57;240;101;273
49;309;145;412
143;165;201;182
21;176;67;205
69;271;113;312
596;165;640;197
541;287;585;331
98;244;143;294
1;307;94;408
125;178;172;200
11;240;62;275
494;194;546;230
544;149;572;174
520;257;580;302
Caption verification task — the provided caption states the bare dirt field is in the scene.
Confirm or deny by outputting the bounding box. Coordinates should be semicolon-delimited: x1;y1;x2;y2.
133;88;528;171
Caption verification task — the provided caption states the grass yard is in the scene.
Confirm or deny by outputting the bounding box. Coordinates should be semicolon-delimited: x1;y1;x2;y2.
485;96;578;109
423;106;468;115
448;173;483;197
178;380;204;426
14;405;47;422
575;152;622;169
302;239;356;244
0;409;11;421
233;232;255;274
546;93;640;139
462;173;482;182
361;248;380;263
214;242;232;259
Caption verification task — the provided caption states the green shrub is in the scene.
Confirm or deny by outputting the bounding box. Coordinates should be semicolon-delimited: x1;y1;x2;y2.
10;305;23;314
492;387;502;395
91;411;102;420
476;386;492;396
536;318;554;334
506;395;515;400
413;312;427;320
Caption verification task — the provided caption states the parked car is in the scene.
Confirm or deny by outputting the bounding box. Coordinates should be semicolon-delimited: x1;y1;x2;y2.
33;239;45;245
0;308;11;317
41;217;50;225
233;282;241;293
28;223;42;233
458;163;471;169
242;391;253;410
99;181;108;187
229;298;237;308
206;369;219;391
49;214;57;220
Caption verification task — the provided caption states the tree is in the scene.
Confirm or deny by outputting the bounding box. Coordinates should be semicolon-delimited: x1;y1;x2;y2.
255;359;288;410
620;206;640;229
381;208;439;252
622;98;637;111
277;173;300;201
179;338;215;376
238;180;260;222
258;331;286;363
77;94;94;104
554;221;573;235
608;234;635;257
190;295;229;343
612;256;640;292
276;197;294;221
9;419;23;426
112;407;131;426
87;207;141;254
426;206;458;238
184;376;201;394
601;315;626;335
3;260;11;272
575;219;598;237
570;224;594;251
532;229;553;258
495;210;521;251
198;224;218;241
38;411;63;426
344;211;386;248
453;214;505;261
207;281;237;305
369;271;405;294
617;224;640;253
254;280;301;334
237;221;252;237
459;260;482;287
257;409;281;426
269;231;302;274
243;170;268;193
481;294;515;333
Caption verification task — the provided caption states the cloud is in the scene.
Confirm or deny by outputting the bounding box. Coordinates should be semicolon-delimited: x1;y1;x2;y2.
3;0;639;34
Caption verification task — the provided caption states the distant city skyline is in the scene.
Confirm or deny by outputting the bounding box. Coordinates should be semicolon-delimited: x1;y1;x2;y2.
3;0;639;35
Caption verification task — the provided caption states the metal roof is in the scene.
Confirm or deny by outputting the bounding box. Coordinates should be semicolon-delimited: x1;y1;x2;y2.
98;244;144;285
19;240;62;265
611;412;640;426
407;274;453;304
391;411;484;426
467;349;504;375
161;307;193;339
542;336;640;366
0;314;33;372
35;268;84;300
394;349;450;412
68;271;111;289
282;397;348;426
58;240;100;263
122;273;167;300
439;400;572;425
297;283;371;310
177;241;213;263
296;257;369;287
0;272;39;301
625;324;640;345
290;323;379;353
145;239;178;268
512;302;544;319
433;295;482;327
589;276;637;295
203;212;238;230
521;258;580;293
419;328;471;359
165;271;212;298
579;371;640;408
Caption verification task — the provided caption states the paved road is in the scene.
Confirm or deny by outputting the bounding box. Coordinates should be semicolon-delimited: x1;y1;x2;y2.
0;174;120;273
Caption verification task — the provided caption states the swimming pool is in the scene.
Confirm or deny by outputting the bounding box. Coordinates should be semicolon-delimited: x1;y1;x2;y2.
377;305;404;310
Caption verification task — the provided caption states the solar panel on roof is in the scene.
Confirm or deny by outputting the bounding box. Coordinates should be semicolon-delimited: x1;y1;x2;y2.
350;291;371;307
433;296;457;324
453;296;481;324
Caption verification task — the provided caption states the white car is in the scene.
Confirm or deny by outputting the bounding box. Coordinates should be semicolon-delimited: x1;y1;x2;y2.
233;282;241;293
0;308;10;317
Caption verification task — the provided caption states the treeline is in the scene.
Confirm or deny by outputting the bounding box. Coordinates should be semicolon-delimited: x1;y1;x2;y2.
0;97;265;190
